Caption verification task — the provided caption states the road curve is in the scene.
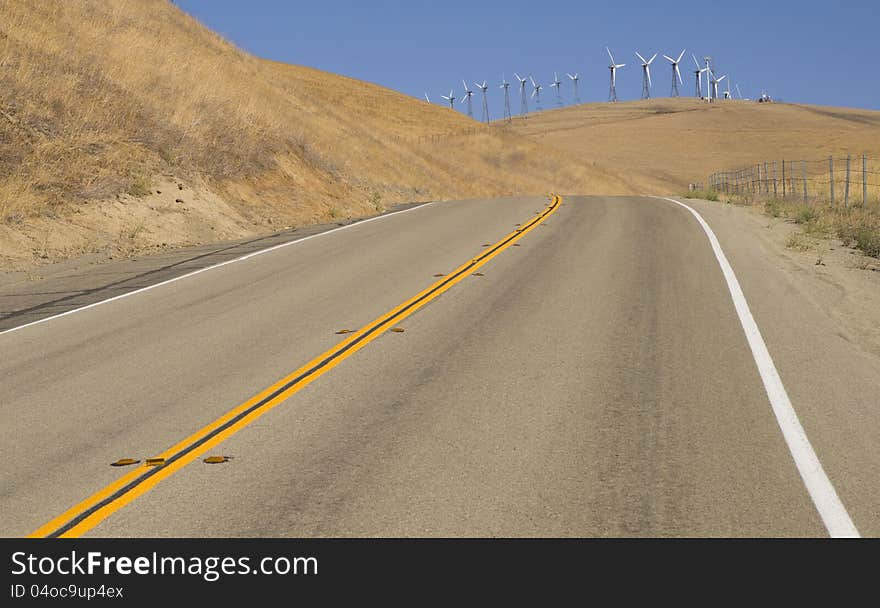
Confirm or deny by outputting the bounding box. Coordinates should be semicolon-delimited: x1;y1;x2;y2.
1;195;875;537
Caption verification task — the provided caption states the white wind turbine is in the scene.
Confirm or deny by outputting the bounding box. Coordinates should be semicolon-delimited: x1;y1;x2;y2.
441;89;456;109
530;75;543;110
514;72;529;116
606;47;625;102
550;71;563;107
692;54;708;98
636;51;657;99
663;49;685;97
710;70;726;101
474;80;490;123
424;92;431;103
461;80;474;117
500;75;512;121
566;72;581;104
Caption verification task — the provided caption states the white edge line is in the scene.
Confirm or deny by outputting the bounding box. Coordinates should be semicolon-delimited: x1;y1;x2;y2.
655;196;858;538
0;202;434;337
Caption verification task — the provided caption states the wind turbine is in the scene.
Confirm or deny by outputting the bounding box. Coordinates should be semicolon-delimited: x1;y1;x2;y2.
441;89;456;109
606;47;625;102
514;72;529;116
635;51;657;99
663;49;685;97
500;75;512;121
461;80;474;117
475;80;490;124
710;70;726;101
704;56;713;101
567;72;581;104
530;75;543;110
692;54;708;98
424;92;431;103
550;71;563;107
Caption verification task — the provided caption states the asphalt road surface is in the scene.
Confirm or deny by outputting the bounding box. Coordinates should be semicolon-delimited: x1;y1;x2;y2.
2;195;877;537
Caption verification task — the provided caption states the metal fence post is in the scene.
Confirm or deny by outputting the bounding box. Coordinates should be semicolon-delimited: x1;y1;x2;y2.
844;154;851;209
763;161;769;194
782;160;786;198
829;156;834;205
803;160;808;204
864;154;868;206
773;160;778;198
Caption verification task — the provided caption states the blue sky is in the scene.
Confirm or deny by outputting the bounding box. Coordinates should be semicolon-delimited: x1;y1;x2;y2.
175;0;879;118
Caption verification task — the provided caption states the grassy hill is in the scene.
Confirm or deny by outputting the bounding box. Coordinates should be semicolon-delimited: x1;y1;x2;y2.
507;98;880;194
0;0;624;270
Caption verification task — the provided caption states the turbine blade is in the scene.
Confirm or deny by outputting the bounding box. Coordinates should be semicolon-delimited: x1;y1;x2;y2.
636;51;646;64
607;47;615;63
675;64;683;83
647;66;652;87
692;54;700;68
677;49;686;63
648;53;657;64
663;55;675;63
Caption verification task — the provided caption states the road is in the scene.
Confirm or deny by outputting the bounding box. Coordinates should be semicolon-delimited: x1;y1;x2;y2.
2;195;878;537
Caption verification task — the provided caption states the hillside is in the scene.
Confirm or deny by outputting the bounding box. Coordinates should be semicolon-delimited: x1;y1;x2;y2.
507;98;880;194
0;0;626;271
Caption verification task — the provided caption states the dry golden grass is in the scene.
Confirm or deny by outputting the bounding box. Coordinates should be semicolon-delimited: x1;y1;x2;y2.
512;97;880;257
508;98;880;194
0;0;625;269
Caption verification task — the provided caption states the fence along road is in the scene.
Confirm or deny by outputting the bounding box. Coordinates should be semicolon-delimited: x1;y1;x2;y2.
1;195;876;537
705;154;880;208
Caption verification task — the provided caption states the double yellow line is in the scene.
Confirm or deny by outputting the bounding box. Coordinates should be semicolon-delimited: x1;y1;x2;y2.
31;195;562;538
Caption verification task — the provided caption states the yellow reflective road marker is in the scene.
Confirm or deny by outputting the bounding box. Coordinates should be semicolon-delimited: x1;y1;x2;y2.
30;195;562;538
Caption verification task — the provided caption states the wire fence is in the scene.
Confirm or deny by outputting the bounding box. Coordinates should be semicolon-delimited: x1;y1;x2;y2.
697;155;880;208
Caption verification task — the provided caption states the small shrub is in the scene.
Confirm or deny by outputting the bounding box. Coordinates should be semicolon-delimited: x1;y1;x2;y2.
126;175;151;197
855;226;880;258
369;189;384;212
764;199;782;218
683;189;718;201
794;205;819;225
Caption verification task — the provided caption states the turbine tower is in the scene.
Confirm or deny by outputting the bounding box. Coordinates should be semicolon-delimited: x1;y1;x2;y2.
704;56;713;101
606;47;625;102
461;80;474;117
500;75;512;122
567;72;581;104
550;71;563;107
530;76;543;110
663;49;685;97
692;54;708;98
514;72;529;116
636;51;657;99
441;89;456;109
710;70;726;101
475;80;490;124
